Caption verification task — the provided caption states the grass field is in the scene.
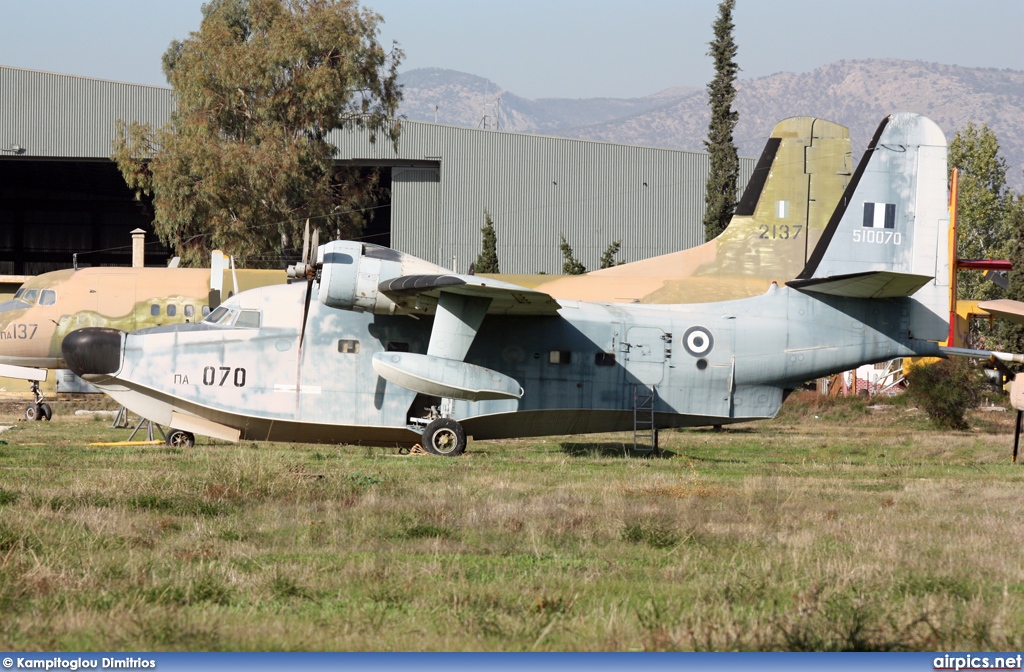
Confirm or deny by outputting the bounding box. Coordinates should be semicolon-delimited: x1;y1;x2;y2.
0;393;1022;651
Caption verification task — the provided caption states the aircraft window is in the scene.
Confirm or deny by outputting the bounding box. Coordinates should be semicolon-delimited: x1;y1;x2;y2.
167;304;177;317
594;352;616;366
386;341;410;352
235;310;261;329
39;290;57;306
338;339;360;354
202;305;211;317
22;289;39;304
184;305;194;318
12;288;24;300
151;304;161;316
548;350;571;365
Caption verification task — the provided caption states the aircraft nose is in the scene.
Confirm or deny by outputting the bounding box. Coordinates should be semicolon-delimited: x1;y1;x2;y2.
62;328;126;377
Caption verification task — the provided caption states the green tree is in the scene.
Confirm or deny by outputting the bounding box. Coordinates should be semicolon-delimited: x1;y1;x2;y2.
599;240;622;269
112;0;402;267
559;235;586;275
702;0;740;242
473;210;499;273
949;123;1016;302
905;358;984;430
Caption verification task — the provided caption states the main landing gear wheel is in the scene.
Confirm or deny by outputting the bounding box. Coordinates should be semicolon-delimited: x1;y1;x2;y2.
421;418;467;457
166;429;195;448
25;403;51;421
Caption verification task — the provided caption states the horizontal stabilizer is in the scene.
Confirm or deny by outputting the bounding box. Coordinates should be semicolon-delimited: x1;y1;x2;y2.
0;363;48;382
787;271;933;298
372;352;524;401
380;274;561;316
978;299;1024;325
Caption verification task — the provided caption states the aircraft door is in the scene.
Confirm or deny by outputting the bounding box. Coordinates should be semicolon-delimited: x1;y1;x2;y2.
622;326;667;385
94;276;138;331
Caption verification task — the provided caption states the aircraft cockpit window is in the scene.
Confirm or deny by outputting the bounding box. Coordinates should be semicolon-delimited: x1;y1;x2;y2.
235;310;261;329
548;350;571;365
167;304;177;317
22;289;39;304
204;306;230;324
151;304;161;317
39;290;56;306
338;339;360;354
594;352;616;366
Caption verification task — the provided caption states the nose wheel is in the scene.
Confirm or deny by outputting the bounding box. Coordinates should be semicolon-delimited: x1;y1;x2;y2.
25;403;52;422
421;418;466;456
25;381;51;421
166;429;195;448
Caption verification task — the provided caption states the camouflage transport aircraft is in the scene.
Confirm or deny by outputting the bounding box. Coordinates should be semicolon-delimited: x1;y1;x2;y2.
2;117;849;422
0;253;284;420
64;113;964;456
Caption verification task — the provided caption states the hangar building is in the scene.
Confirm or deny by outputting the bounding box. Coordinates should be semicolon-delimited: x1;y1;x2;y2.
0;65;754;277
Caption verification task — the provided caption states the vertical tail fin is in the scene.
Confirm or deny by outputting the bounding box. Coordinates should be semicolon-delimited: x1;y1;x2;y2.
789;113;950;341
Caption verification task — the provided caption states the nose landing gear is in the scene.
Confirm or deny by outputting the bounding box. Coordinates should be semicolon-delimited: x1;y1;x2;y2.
25;381;52;421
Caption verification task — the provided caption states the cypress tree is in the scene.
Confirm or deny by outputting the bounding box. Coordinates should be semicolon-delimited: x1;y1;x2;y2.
474;210;500;273
559;235;586;275
702;0;740;242
599;240;622;269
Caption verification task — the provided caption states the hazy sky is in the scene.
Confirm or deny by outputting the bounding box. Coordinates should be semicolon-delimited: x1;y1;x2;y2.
1;0;1021;99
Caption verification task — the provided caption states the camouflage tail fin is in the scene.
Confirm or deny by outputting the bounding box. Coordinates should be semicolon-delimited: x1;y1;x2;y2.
788;113;950;341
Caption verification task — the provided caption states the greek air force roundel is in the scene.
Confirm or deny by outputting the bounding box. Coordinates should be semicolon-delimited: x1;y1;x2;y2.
682;326;714;357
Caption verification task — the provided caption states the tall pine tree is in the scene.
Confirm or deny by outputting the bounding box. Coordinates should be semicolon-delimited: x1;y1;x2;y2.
702;0;740;242
474;210;500;273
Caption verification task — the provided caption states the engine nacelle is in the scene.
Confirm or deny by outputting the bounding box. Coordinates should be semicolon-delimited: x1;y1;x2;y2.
317;240;446;313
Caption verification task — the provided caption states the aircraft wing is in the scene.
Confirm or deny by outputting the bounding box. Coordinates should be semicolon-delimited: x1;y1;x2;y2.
379;274;562;316
787;271;933;298
978;299;1024;325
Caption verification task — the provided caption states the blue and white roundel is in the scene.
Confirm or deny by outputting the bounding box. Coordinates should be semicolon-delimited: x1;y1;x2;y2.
682;326;714;357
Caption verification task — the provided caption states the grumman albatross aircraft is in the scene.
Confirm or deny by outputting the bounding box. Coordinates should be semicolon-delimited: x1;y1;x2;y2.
64;113;951;455
3;117;849;424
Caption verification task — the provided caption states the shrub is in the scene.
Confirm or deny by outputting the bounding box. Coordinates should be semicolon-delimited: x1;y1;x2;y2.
905;358;984;430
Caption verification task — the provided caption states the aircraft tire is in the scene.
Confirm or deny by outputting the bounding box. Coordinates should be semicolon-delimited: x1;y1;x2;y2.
39;403;52;421
166;429;196;449
25;404;40;421
421;418;466;457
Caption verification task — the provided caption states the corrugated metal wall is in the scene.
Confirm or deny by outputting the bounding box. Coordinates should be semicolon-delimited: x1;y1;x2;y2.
332;123;754;273
2;66;753;273
0;66;173;157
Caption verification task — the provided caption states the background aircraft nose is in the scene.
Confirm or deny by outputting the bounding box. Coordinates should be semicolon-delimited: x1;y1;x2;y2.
62;328;125;376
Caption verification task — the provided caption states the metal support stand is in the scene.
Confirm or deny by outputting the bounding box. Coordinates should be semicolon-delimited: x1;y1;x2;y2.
126;415;167;442
111;406;131;428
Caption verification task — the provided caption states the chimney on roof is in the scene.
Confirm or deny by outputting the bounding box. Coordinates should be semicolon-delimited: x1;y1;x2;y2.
131;228;145;268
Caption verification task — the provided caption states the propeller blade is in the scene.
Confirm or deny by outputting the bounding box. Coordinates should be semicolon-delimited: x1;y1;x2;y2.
300;219;310;266
309;228;320;273
298;273;314;351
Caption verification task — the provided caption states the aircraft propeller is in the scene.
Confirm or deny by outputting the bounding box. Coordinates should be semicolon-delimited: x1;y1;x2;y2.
286;220;320;350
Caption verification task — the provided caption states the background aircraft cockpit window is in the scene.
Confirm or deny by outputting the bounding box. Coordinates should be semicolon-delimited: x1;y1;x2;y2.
338;339;360;354
235;310;261;329
167;304;177;317
22;288;39;304
12;288;25;301
39;290;57;306
150;304;161;316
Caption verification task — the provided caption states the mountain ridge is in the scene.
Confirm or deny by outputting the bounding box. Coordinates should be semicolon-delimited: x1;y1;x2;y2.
397;60;1024;189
